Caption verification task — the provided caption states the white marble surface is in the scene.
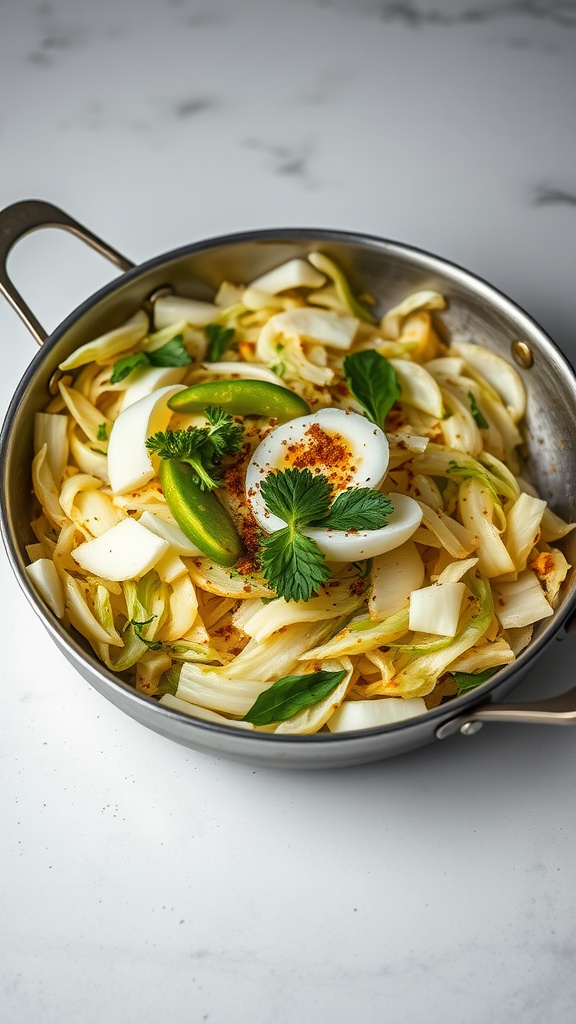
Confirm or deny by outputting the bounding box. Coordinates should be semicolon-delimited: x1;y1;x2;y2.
1;1;576;1021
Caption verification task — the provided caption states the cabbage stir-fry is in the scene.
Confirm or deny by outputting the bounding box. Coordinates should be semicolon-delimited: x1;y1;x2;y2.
26;253;575;733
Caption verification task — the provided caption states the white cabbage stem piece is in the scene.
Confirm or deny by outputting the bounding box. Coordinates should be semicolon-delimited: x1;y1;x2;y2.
388;358;444;419
368;541;425;620
25;558;66;618
159;694;255;729
71;518;169;582
492;571;553;629
34;413;69;487
107;384;185;494
153;295;221;329
247;258;326;295
409;582;467;637
327;696;427;732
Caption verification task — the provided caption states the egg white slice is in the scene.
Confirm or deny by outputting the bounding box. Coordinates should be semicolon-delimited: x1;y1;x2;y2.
246;408;423;562
304;493;423;560
246;408;390;535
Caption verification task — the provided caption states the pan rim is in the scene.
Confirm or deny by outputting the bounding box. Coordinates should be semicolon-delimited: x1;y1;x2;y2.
2;224;576;746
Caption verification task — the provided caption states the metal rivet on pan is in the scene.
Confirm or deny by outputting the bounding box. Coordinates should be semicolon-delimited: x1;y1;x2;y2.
147;285;174;304
460;721;483;736
511;340;534;368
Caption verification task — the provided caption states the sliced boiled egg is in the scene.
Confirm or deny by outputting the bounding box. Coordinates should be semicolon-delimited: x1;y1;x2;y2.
305;493;423;560
246;408;423;561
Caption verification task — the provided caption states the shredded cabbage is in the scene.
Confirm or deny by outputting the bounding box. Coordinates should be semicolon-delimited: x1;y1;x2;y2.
25;252;573;728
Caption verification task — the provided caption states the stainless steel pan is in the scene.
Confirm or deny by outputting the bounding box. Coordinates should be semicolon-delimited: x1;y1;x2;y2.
1;199;575;768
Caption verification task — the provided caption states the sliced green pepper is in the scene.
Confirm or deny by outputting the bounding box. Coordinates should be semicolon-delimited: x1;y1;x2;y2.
168;380;310;421
159;459;241;567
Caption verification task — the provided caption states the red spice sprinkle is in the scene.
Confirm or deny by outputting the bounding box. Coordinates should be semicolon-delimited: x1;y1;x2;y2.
281;424;356;489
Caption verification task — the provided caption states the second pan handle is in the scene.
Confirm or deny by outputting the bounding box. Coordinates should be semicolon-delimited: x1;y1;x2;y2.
0;199;135;345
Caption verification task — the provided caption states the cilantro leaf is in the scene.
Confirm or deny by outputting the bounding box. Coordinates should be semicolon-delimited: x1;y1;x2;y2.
314;488;393;530
205;323;236;362
243;668;346;726
260;527;330;603
260;468;333;527
148;334;192;368
343;350;401;427
110;352;150;384
449;665;504;695
468;391;489;430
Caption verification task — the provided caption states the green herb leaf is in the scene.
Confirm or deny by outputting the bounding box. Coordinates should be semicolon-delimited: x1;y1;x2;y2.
205;323;236;362
132;616;163;650
97;422;108;441
157;665;181;696
148;334;192;368
243;668;346;726
468;391;489;430
449;665;504;695
258;469;391;601
110;335;191;384
314;488;393;530
260;467;333;528
110;352;150;384
146;407;243;491
203;405;244;458
260;526;330;602
343;350;401;427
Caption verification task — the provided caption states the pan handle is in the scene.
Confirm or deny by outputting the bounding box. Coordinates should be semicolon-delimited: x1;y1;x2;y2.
0;199;135;346
436;686;576;739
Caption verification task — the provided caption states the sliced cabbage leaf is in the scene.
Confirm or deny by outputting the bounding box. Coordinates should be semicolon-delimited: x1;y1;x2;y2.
58;310;149;371
34;413;69;487
307;252;376;323
381;291;446;340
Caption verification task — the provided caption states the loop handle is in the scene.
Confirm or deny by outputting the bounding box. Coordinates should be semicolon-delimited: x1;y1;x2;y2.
436;685;576;739
0;199;135;345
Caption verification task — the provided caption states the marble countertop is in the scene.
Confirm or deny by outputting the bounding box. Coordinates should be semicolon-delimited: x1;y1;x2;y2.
1;2;576;1022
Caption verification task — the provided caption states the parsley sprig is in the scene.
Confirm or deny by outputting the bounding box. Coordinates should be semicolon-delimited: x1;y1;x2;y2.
259;467;393;602
146;406;243;491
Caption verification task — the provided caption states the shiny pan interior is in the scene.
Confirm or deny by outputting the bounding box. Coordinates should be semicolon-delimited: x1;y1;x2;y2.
2;226;576;767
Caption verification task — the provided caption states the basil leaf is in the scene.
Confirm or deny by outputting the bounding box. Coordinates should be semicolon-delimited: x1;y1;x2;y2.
110;352;150;384
314;488;393;530
468;391;489;430
205;323;236;362
243;669;346;726
343;350;401;427
148;334;192;368
450;665;505;695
